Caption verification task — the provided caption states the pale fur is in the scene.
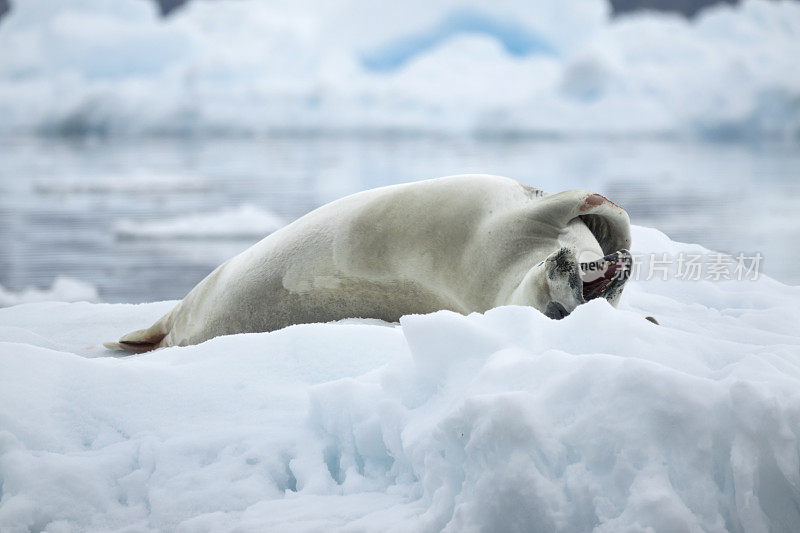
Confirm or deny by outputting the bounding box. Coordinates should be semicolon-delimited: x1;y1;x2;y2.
106;174;631;351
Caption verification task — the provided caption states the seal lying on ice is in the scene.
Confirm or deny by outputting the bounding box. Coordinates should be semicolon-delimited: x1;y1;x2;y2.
105;174;632;352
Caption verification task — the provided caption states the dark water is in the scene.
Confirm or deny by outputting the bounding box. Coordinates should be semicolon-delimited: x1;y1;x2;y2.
1;136;798;303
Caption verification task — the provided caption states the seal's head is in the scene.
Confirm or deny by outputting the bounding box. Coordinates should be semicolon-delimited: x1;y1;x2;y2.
510;189;633;319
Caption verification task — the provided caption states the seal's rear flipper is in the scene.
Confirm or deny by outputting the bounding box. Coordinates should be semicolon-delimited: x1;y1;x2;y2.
103;341;162;354
104;313;170;353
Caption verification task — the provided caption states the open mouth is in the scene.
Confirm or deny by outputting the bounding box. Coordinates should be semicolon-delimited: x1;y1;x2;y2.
580;250;632;301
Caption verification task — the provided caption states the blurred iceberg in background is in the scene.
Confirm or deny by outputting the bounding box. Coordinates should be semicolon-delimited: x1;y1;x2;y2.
113;204;285;240
0;0;798;140
0;276;97;307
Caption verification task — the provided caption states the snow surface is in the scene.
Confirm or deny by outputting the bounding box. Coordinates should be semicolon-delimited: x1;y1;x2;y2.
114;205;285;240
1;225;800;531
0;0;798;138
0;276;98;308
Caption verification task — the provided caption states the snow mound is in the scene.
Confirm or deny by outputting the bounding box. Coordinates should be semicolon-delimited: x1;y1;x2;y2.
113;205;285;240
1;226;799;531
0;0;798;138
0;276;98;307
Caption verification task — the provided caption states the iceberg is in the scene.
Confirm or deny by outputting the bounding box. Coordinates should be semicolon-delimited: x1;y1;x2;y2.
113;205;285;240
0;0;797;139
0;276;98;308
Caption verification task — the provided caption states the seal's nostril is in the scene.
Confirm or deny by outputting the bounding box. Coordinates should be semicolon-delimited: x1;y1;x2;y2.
545;301;569;320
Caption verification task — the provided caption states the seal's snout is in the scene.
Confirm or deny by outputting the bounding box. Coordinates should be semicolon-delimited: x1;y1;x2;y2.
541;247;632;322
545;301;569;320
